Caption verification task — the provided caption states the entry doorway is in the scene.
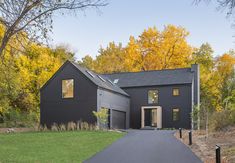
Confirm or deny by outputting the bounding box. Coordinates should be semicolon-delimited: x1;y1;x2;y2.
141;106;162;128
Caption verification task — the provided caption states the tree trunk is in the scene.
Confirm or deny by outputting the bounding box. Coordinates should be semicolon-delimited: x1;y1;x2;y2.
197;106;200;130
0;31;11;57
206;108;209;139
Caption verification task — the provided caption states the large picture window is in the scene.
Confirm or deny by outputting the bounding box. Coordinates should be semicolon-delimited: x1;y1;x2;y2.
148;90;158;104
172;108;180;121
62;79;74;98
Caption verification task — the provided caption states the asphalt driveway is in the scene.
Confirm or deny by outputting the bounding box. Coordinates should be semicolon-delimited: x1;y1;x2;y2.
84;130;202;163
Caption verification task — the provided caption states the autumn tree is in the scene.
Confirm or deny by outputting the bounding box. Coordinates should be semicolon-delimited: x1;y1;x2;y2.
78;55;95;71
191;43;215;129
124;25;192;71
80;25;193;73
16;44;75;114
0;0;107;57
215;52;235;110
82;42;127;73
96;42;127;73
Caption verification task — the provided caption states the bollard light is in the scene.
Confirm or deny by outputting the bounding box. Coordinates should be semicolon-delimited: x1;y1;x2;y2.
188;130;192;145
216;145;221;163
179;128;182;139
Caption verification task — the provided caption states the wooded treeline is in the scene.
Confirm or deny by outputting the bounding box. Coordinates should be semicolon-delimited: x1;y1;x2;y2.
0;24;234;130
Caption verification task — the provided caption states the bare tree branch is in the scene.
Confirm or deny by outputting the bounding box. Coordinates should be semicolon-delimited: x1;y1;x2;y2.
194;0;235;16
0;0;108;57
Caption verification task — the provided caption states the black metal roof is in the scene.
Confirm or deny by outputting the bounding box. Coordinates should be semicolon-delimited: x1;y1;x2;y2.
103;68;194;88
70;61;129;96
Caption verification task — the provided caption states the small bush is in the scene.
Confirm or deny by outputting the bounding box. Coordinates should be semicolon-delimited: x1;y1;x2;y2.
76;121;81;130
59;124;66;131
210;109;235;131
43;125;48;131
67;122;76;131
51;123;59;131
93;108;109;129
81;122;89;130
89;123;97;131
38;121;98;132
1;109;38;128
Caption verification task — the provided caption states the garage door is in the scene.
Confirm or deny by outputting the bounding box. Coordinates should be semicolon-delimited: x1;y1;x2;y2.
112;110;126;129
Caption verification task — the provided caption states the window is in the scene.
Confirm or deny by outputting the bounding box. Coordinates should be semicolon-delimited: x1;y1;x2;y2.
86;70;95;78
148;90;158;104
97;75;106;82
113;79;119;84
173;88;180;96
108;79;114;85
172;108;180;121
62;79;74;98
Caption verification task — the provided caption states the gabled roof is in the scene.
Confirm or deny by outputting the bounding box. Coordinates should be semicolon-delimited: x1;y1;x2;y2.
70;61;129;96
40;60;129;97
103;68;194;88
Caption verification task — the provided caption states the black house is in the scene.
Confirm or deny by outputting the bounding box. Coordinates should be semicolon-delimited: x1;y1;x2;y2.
40;60;199;129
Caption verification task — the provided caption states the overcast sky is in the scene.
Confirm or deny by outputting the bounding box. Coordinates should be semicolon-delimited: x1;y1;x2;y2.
52;0;234;60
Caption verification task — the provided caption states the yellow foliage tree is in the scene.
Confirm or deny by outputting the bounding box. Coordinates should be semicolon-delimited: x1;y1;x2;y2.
80;25;193;73
125;25;192;71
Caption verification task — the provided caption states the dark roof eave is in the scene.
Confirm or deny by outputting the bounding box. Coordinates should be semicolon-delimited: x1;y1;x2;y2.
119;82;192;88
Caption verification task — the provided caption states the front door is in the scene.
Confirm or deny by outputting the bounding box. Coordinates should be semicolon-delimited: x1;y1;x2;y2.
144;109;152;126
141;106;162;128
144;109;157;127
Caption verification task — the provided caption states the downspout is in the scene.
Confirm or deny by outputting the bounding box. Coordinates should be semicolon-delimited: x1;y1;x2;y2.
191;64;200;130
191;78;194;130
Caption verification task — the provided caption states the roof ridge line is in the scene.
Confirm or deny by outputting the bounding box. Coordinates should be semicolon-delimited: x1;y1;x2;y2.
102;67;191;75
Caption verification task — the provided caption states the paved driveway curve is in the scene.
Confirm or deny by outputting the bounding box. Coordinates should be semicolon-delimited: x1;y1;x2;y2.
84;130;202;163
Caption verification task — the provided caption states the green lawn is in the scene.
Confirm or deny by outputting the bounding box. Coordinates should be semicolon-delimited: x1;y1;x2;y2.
0;131;125;163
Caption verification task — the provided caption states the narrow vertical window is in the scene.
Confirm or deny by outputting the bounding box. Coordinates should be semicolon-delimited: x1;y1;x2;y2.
148;90;158;104
62;79;74;98
173;88;180;96
172;108;180;121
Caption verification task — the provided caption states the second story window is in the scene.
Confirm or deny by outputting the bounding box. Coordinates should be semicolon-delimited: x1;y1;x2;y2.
148;90;158;104
173;88;180;96
62;79;74;98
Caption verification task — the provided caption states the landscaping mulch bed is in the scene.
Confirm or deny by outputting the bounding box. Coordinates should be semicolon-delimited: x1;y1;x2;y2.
175;126;235;163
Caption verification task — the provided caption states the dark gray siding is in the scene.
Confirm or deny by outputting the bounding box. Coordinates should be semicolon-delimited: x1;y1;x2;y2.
123;84;192;129
40;63;98;126
97;89;130;128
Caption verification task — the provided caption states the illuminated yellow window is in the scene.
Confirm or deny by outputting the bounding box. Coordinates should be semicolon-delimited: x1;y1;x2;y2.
148;90;158;104
172;108;180;121
62;79;74;98
173;88;180;96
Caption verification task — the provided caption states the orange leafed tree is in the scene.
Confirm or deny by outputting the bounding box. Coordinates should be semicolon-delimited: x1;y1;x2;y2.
81;25;193;73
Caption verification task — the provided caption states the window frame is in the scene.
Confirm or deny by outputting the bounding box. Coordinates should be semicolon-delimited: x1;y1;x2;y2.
62;79;74;99
148;89;159;104
172;88;180;96
172;108;180;121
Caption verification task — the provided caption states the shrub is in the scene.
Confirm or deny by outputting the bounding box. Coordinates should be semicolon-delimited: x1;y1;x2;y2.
209;109;235;131
80;122;89;130
38;121;98;132
76;121;81;130
67;122;76;131
1;109;38;128
59;124;66;131
51;123;59;131
93;108;109;129
43;125;48;131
